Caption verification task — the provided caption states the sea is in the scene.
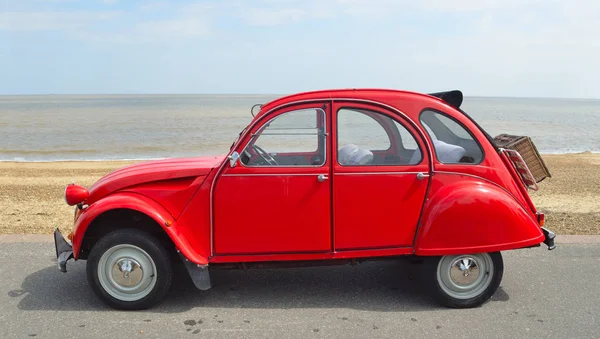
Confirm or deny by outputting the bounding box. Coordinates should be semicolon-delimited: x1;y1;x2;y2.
1;94;599;162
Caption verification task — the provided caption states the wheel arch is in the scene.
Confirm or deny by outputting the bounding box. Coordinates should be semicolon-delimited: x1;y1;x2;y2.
72;192;209;265
414;179;544;255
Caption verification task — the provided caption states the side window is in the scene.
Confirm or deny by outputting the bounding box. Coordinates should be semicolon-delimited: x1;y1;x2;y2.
419;109;484;164
337;108;422;166
241;108;326;167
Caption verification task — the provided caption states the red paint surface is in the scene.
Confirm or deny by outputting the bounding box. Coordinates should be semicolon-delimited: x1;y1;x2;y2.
68;89;548;266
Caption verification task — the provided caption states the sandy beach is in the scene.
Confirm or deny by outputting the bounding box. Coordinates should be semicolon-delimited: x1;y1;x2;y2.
0;154;598;235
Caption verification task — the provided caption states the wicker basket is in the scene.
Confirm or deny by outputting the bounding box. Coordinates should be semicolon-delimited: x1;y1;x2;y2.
493;134;551;183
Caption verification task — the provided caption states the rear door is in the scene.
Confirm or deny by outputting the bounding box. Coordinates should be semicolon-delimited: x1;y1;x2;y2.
332;102;430;250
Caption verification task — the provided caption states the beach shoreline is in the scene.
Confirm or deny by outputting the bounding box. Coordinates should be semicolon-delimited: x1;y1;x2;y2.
1;153;598;235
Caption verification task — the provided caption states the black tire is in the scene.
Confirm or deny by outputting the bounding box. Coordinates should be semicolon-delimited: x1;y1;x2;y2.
86;229;173;310
424;252;503;308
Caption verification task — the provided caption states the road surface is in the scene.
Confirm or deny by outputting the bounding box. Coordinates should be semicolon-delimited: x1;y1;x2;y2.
0;236;598;338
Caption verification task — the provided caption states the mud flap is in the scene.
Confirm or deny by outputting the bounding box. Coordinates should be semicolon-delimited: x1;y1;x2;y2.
178;252;211;290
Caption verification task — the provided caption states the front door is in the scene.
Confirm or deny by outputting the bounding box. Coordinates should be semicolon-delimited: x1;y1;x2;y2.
214;103;331;255
332;103;430;250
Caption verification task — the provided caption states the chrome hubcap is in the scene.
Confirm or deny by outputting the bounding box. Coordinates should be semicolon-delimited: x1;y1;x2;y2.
97;244;157;302
112;258;143;287
436;253;494;300
450;257;480;286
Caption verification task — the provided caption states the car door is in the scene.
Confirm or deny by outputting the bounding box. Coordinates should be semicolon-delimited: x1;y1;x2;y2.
332;102;430;250
213;103;332;255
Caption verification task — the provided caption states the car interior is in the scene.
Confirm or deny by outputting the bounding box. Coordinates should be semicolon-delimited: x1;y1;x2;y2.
239;107;483;167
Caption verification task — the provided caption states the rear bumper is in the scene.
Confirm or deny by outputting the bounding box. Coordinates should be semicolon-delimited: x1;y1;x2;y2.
541;227;556;250
54;228;74;272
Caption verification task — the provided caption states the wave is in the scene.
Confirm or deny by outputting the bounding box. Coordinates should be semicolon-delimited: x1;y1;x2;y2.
0;156;169;163
1;150;597;163
0;149;100;155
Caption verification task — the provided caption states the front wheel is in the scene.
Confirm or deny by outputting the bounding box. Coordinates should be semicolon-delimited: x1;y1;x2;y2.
426;252;503;308
86;229;173;310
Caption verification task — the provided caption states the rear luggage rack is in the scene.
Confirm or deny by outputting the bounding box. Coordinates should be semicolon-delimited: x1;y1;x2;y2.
494;134;551;183
502;149;539;191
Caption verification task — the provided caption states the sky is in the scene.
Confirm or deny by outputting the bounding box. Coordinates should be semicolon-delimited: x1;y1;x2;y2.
1;0;599;98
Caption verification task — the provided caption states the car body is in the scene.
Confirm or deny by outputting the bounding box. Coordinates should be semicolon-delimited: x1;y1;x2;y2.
55;89;556;310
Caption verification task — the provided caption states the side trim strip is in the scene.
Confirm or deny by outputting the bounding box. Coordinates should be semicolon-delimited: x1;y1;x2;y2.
221;173;323;177
335;171;421;176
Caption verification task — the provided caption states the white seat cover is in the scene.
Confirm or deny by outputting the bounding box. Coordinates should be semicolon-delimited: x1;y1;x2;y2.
409;140;467;164
347;148;374;165
338;144;359;165
338;144;373;165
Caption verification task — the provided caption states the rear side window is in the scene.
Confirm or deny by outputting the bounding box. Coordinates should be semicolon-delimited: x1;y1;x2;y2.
420;110;484;164
337;108;422;166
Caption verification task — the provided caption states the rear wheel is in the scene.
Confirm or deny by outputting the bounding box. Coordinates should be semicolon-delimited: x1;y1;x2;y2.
86;229;172;310
426;252;503;308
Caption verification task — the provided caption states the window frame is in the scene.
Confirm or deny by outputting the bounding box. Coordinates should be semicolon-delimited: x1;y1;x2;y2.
418;108;486;165
239;107;328;168
335;106;423;167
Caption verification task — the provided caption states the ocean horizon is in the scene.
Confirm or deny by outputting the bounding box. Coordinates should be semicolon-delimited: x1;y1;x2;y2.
1;94;599;162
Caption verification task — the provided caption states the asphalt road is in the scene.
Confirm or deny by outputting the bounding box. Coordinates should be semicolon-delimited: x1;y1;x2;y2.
0;239;598;339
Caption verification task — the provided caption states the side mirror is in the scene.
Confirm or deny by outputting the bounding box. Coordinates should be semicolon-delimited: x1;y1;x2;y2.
228;151;240;167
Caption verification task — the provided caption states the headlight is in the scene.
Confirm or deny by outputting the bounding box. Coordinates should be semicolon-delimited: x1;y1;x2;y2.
64;184;89;206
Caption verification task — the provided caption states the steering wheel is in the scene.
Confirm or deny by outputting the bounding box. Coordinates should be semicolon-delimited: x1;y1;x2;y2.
252;144;278;165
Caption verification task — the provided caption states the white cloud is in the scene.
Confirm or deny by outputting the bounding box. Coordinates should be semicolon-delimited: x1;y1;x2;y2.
138;1;169;12
3;0;600;97
0;10;122;31
133;3;212;39
240;8;307;26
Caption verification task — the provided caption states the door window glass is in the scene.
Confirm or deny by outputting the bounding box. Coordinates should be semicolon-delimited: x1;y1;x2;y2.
337;108;422;166
241;108;326;166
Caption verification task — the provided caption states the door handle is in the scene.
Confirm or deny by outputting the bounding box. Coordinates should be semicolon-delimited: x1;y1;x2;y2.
317;174;329;182
416;172;430;180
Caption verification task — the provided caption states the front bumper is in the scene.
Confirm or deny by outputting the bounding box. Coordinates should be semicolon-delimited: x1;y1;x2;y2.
54;228;74;272
541;227;556;250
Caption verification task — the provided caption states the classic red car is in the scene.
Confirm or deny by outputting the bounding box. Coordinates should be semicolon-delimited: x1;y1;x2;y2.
55;89;556;310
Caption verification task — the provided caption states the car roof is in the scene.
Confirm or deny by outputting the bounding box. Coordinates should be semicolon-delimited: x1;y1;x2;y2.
255;88;463;119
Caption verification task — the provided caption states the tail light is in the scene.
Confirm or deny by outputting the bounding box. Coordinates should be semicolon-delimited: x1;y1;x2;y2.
537;212;545;226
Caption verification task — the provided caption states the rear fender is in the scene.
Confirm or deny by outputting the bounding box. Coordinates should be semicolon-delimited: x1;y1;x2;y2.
72;192;209;265
414;179;544;256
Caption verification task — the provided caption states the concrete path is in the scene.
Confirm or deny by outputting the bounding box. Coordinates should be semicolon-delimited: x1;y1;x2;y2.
0;236;598;338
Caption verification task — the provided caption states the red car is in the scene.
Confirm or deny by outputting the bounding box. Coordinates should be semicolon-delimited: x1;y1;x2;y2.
55;89;556;310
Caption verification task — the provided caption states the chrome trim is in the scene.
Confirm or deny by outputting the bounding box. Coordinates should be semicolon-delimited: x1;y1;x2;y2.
227;151;240;168
501;148;539;191
221;173;321;177
112;258;143;288
416;172;430;180
449;257;480;286
334;171;421;176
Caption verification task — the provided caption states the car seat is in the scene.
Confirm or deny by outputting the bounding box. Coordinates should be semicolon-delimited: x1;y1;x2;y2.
409;140;467;164
338;144;374;165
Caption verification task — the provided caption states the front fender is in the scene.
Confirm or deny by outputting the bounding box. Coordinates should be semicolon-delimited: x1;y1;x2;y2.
72;192;209;265
414;178;544;256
